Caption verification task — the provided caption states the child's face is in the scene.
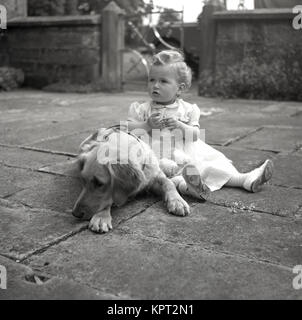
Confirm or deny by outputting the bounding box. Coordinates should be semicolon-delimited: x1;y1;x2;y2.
148;65;183;105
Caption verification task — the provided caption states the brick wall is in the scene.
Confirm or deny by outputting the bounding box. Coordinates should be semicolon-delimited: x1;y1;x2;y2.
0;15;102;88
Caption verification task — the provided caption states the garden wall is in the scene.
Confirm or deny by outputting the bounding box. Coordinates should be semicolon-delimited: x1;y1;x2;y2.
214;9;301;73
0;15;102;88
199;6;302;100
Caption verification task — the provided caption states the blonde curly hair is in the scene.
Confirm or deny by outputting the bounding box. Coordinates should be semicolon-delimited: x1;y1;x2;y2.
151;50;192;90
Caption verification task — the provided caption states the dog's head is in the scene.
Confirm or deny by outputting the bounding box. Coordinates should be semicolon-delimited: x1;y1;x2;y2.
72;129;147;220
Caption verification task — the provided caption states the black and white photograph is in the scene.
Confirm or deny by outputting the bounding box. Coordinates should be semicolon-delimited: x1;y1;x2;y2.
0;0;302;304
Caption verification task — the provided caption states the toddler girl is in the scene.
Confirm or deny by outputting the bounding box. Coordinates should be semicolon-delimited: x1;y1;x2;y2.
127;50;273;200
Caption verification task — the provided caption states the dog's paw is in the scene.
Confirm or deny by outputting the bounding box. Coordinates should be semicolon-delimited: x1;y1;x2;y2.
89;215;112;233
166;193;190;217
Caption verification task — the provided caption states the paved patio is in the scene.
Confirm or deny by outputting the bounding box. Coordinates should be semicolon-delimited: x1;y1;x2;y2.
0;88;302;299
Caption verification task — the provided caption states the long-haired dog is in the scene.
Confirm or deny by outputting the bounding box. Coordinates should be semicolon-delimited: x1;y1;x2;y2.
72;126;190;233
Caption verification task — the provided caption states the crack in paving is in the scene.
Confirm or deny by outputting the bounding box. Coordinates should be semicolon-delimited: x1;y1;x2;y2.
0;143;77;157
117;229;294;272
270;183;302;191
0;252;21;263
36;168;78;178
207;199;298;218
1;188;33;200
14;200;159;264
223;127;264;147
115;200;162;227
25;129;92;146
2;162;79;179
26;264;133;299
244;147;281;154
19;225;89;263
2;161;300;217
290;110;302;117
1;252;126;298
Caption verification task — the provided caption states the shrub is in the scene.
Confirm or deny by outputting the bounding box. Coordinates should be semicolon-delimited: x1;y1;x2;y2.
199;57;302;101
28;0;68;16
0;67;24;91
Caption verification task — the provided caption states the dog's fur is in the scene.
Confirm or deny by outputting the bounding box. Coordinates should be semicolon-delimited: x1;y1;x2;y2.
72;127;190;233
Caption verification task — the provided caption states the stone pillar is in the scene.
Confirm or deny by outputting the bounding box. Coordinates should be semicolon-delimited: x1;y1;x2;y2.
0;0;27;20
198;0;225;76
102;1;125;92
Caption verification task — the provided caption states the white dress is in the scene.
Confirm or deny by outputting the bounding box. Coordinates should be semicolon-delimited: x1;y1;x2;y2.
128;99;238;191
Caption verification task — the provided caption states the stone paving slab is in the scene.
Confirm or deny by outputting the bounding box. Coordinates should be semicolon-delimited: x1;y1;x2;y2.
295;207;302;219
268;154;302;189
294;149;302;156
0;199;87;261
232;127;302;153
0;92;132;121
0;256;118;300
0;104;80;124
38;158;79;177
215;147;302;189
25;230;301;300
208;112;302;129
0;120;78;146
0;188;157;262
204;126;257;146
0;145;71;170
0;165;50;198
259;102;302;117
29;131;93;155
190;97;269;114
5;160;159;223
194;99;302;116
7;173;83;213
1;90;302;300
208;185;302;217
117;201;302;267
215;146;275;172
0;118;104;146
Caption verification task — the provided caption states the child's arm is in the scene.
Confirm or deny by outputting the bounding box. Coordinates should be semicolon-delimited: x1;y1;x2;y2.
128;113;162;132
127;120;150;132
163;119;200;141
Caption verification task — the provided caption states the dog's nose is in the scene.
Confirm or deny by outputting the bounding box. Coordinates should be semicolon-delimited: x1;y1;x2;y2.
72;208;85;219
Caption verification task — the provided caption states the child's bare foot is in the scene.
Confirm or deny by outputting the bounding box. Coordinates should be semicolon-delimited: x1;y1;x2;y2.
182;164;211;200
244;159;274;193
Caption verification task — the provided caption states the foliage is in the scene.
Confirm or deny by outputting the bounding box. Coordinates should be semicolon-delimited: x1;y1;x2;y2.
157;8;182;27
199;57;302;101
28;0;149;16
28;0;151;47
0;67;24;91
77;0;148;16
28;0;67;16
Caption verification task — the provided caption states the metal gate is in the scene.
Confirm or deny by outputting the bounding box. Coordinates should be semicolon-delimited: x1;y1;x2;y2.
121;7;185;91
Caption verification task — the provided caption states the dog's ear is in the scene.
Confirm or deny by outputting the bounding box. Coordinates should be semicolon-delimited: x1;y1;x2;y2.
79;130;99;153
109;162;146;206
76;154;86;172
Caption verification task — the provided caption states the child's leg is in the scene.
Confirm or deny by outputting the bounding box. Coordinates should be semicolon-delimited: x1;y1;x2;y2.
226;159;274;192
171;164;211;200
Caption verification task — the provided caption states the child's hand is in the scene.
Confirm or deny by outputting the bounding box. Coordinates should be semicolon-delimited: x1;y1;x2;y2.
163;117;183;130
147;113;162;129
